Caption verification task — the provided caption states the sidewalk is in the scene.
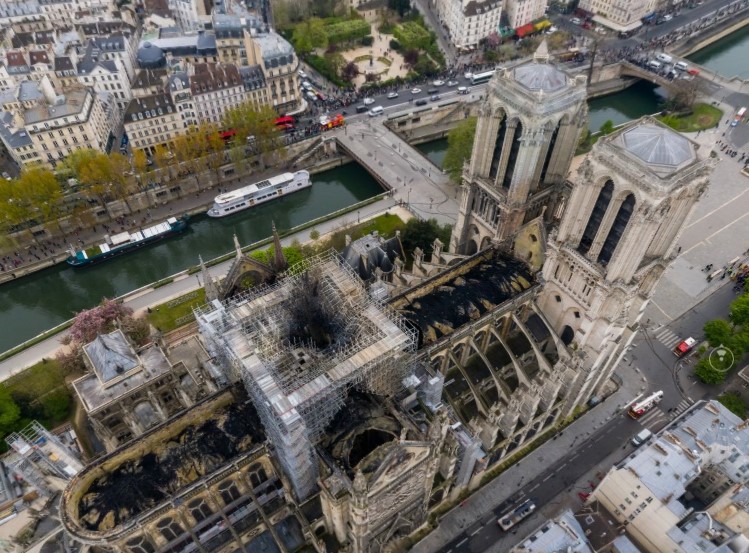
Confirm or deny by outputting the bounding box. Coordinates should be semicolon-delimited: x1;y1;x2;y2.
411;362;646;553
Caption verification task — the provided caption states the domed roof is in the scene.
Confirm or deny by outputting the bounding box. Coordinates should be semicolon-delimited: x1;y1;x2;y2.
513;63;567;92
621;124;694;168
136;42;165;66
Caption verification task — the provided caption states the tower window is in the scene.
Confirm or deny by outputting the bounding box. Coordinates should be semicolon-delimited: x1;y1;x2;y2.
488;116;507;180
598;193;636;266
574;311;581;318
555;295;561;302
530;234;538;242
578;180;614;255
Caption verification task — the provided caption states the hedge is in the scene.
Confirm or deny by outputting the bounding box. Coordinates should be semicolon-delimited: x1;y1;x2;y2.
305;55;347;87
325;19;371;44
394;21;431;50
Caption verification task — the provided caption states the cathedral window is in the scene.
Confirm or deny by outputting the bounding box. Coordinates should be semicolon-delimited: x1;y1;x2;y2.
126;536;155;553
157;517;184;541
555;295;561;302
574;311;580;319
218;480;241;504
501;122;523;189
488;116;507;180
578;180;614;255
188;498;213;522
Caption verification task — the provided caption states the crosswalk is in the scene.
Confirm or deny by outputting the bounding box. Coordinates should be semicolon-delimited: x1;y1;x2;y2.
637;399;694;431
652;327;681;350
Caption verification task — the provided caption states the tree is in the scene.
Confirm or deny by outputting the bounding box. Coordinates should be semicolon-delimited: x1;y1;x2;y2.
599;120;615;135
68;298;134;344
390;39;401;50
40;389;71;421
132;149;149;186
443;117;477;182
730;292;749;327
403;49;419;67
400;218;452;261
694;358;726;385
388;0;411;16
0;386;21;435
325;52;346;77
341;61;360;82
704;319;733;347
486;31;501;48
77;152;117;211
717;392;747;419
292;18;328;54
19;167;64;237
665;77;707;110
109;152;137;212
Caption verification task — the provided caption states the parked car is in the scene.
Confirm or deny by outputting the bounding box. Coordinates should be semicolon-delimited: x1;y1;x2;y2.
663;13;673;20
447;80;459;87
387;92;399;99
410;87;422;94
571;17;582;24
363;97;375;105
415;98;428;106
432;79;445;86
464;72;473;80
430;94;441;102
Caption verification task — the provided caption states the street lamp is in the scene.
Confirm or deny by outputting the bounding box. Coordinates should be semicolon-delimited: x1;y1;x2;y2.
407;188;411;207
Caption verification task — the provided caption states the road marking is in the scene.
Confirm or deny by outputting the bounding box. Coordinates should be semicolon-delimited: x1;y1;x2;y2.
471;527;483;536
529;484;539;491
560;462;568;468
685;187;749;230
543;474;553;482
457;538;468;547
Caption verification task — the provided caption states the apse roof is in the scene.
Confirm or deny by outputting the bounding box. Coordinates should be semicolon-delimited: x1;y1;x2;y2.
513;62;567;92
618;122;695;176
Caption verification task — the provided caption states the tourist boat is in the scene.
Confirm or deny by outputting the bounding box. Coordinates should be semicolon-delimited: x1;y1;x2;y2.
65;215;190;267
207;170;311;218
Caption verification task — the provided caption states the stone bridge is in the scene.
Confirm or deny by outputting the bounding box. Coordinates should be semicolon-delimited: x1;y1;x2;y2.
324;118;459;226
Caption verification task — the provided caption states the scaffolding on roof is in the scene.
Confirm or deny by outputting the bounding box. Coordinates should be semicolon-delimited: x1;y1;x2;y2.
194;251;417;500
5;421;83;486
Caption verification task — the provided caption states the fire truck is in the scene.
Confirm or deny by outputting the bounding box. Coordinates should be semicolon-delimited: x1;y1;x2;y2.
319;114;345;131
628;391;664;419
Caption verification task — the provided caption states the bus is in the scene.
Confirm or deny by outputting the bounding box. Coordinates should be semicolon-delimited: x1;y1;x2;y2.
471;70;496;85
628;391;663;419
498;500;536;531
732;107;746;127
274;116;296;131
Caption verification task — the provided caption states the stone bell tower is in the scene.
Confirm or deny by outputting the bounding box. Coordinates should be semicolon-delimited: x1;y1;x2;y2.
538;117;715;411
451;41;588;255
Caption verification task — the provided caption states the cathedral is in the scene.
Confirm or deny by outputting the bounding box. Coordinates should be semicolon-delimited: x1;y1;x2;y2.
59;44;716;553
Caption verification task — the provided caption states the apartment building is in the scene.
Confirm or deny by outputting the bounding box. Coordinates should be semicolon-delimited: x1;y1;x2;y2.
434;0;502;50
167;71;197;128
578;0;647;32
243;30;300;114
38;0;114;26
131;68;167;98
0;77;119;167
123;92;182;153
589;400;749;553
213;13;262;66
189;62;244;125
504;0;548;29
168;0;210;31
76;41;132;110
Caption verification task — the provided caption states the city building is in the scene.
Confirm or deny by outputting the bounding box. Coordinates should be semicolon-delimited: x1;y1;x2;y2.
589;400;749;553
188;62;244;125
130;68;168;98
123;92;182;153
136;31;219;69
504;0;548;30
244;30;301;113
72;330;217;451
578;0;647;33
213;12;262;66
0;76;119;167
510;509;593;552
433;0;502;51
168;0;210;31
76;41;133;110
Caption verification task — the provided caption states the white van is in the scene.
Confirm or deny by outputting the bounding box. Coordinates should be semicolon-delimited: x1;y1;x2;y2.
674;61;688;71
457;86;469;94
368;106;384;117
656;53;673;63
631;429;652;447
648;60;662;70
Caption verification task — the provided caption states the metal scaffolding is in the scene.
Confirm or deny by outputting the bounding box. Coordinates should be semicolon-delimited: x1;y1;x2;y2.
6;421;83;486
195;251;417;500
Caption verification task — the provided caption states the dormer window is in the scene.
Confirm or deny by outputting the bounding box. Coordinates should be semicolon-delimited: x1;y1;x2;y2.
131;114;137;121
